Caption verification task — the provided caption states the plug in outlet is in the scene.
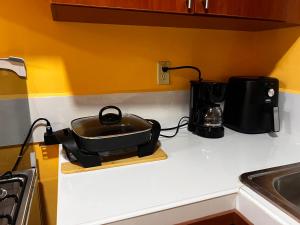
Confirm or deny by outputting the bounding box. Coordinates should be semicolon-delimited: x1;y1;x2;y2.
157;61;171;85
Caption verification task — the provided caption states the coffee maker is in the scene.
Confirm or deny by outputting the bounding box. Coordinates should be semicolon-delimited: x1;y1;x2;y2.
188;81;227;138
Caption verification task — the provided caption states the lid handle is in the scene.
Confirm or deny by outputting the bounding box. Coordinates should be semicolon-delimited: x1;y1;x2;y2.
99;106;122;125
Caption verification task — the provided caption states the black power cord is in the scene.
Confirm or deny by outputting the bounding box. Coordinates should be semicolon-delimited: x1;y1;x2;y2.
0;171;13;179
162;66;202;81
160;116;189;138
11;118;53;171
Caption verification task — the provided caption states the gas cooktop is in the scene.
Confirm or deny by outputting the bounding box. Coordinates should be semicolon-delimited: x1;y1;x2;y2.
0;169;36;225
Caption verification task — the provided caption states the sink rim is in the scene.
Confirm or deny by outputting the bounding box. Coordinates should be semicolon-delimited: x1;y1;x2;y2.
240;162;300;222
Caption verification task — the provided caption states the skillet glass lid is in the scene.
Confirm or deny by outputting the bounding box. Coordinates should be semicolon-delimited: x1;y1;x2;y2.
71;106;152;138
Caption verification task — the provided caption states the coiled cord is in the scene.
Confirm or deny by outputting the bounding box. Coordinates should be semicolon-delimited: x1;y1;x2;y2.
160;116;189;138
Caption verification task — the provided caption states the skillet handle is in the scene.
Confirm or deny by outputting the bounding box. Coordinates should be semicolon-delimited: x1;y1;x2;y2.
138;119;161;157
54;129;102;168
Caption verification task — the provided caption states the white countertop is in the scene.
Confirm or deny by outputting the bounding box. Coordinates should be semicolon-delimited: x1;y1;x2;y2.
57;129;300;225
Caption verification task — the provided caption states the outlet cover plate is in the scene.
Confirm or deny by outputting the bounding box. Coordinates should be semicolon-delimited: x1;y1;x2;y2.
157;61;171;85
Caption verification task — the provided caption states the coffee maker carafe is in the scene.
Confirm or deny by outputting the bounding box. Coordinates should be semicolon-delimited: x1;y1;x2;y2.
188;81;227;138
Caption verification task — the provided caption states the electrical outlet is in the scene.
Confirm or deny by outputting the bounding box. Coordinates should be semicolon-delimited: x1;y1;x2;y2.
157;61;171;85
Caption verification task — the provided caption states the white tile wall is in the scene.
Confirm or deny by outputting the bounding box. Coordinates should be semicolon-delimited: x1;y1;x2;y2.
0;90;299;147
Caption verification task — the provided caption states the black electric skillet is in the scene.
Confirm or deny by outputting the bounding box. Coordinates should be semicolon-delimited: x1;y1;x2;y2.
45;106;161;168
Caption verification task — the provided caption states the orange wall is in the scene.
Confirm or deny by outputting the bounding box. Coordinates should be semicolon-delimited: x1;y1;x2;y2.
35;145;58;225
0;1;260;98
1;3;300;97
252;27;300;93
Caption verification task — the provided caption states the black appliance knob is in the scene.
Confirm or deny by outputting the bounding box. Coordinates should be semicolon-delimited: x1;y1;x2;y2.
267;88;275;97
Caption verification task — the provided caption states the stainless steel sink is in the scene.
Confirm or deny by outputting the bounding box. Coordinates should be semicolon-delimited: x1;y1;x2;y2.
240;163;300;221
274;172;300;208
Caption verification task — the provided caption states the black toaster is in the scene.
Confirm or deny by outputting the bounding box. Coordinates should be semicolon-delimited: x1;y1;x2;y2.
223;76;280;134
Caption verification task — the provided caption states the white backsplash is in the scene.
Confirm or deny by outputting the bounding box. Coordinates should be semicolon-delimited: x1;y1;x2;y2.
279;92;300;136
28;91;190;144
0;90;299;146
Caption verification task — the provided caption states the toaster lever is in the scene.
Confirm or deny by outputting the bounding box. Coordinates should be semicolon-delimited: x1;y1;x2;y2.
273;107;280;132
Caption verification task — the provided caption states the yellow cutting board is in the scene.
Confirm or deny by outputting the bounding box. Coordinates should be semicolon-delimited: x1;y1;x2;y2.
61;148;168;174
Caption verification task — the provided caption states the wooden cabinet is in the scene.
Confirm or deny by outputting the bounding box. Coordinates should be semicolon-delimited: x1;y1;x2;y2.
51;0;191;14
286;0;300;23
178;211;252;225
195;0;289;21
51;0;299;31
